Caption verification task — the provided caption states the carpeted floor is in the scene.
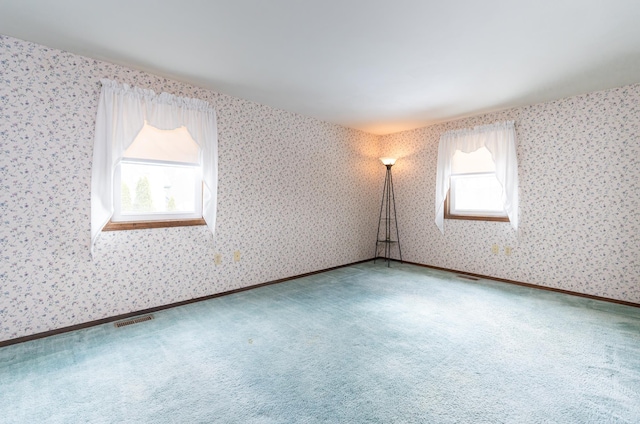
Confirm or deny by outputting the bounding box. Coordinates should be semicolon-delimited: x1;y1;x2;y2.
1;261;639;423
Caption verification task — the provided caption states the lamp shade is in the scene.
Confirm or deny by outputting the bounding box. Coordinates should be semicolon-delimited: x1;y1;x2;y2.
380;157;397;166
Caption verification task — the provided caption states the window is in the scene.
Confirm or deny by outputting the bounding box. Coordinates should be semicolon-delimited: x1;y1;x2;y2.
91;79;218;250
434;121;518;233
445;147;508;221
107;123;204;228
114;160;201;221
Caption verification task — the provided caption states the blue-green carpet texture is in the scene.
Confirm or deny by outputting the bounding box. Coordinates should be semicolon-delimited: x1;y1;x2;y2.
1;262;639;423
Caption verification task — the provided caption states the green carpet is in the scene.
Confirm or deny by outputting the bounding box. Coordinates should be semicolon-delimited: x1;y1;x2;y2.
1;262;639;423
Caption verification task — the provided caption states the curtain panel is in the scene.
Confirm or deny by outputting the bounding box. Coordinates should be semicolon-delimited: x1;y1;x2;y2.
90;79;218;251
434;121;519;233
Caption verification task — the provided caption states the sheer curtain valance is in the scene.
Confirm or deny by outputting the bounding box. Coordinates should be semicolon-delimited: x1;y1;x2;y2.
434;121;518;233
91;79;218;251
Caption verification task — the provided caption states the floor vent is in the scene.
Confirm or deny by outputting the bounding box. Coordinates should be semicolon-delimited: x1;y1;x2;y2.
114;315;154;328
457;275;480;281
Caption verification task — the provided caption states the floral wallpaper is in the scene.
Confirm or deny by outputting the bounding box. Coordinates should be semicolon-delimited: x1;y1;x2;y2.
380;85;640;303
0;35;380;343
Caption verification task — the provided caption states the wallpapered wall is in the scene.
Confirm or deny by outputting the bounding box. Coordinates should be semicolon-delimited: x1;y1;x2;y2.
0;35;381;342
1;34;638;343
380;85;640;303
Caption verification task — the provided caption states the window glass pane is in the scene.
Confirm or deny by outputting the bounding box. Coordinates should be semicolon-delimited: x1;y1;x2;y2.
452;146;495;174
120;162;198;215
451;174;505;214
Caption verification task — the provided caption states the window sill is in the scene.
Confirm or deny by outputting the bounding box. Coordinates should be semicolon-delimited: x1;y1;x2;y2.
103;218;207;231
444;214;509;222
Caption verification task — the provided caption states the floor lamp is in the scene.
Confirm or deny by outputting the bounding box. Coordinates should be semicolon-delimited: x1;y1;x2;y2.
374;157;402;267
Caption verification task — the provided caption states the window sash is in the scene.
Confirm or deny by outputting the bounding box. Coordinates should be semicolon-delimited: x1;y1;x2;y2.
112;159;203;222
448;172;508;219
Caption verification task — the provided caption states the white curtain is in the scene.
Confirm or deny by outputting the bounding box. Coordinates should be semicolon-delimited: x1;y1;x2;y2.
91;79;218;250
434;121;518;233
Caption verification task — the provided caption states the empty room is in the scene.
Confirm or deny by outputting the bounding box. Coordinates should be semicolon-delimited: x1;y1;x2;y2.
1;1;639;423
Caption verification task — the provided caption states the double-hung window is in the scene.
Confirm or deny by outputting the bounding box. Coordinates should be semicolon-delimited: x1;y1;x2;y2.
445;146;508;221
91;79;218;251
111;123;203;224
434;121;519;233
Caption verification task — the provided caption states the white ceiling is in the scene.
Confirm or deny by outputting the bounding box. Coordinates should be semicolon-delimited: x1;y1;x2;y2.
1;0;640;135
